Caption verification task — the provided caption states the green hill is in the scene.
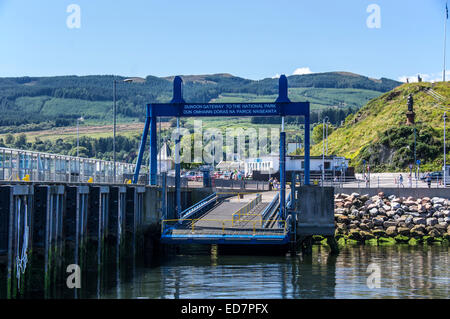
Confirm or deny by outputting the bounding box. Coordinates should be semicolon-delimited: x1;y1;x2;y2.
0;72;400;132
311;81;450;172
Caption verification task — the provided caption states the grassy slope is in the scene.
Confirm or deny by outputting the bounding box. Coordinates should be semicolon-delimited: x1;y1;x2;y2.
311;82;450;165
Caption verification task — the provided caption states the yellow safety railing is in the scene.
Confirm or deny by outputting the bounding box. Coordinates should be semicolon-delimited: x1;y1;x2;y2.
231;193;262;225
161;218;287;236
216;191;266;196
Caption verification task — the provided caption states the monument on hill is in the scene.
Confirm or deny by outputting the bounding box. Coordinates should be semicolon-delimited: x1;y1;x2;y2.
406;93;415;125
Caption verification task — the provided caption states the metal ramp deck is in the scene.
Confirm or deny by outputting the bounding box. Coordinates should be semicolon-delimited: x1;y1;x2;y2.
161;191;289;245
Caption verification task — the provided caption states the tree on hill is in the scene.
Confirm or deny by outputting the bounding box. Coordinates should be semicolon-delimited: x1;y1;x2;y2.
5;133;14;145
14;133;27;148
312;123;335;144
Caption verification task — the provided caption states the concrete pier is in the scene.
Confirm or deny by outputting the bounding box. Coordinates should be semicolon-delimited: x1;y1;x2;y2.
0;180;343;298
293;186;337;255
0;182;180;298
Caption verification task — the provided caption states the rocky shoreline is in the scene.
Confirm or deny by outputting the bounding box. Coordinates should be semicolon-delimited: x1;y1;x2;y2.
328;192;450;246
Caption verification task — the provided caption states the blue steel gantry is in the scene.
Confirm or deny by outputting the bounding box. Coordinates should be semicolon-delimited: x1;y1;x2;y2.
133;75;311;223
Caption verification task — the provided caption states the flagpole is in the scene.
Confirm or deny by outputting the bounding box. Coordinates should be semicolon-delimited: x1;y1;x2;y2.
444;2;448;82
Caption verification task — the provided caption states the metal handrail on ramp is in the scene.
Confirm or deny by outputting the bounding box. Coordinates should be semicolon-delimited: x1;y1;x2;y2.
178;193;218;221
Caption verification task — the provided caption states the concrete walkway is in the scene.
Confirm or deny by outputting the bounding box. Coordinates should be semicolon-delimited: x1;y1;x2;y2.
340;173;447;188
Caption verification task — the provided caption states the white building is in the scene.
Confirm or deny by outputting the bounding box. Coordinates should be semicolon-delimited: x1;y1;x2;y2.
216;160;245;171
244;155;350;176
244;156;276;175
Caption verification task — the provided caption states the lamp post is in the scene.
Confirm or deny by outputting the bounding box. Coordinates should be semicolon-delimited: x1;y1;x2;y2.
322;116;329;184
113;80;117;183
113;78;134;183
444;112;447;187
76;117;84;157
326;119;329;156
444;2;448;82
413;121;422;180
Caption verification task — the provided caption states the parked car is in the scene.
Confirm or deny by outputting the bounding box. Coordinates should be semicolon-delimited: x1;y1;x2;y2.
186;171;197;181
221;172;232;179
194;172;203;181
186;171;203;181
213;171;225;179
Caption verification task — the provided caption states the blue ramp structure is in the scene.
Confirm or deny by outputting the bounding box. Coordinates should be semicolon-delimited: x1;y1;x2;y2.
133;75;319;247
133;75;310;220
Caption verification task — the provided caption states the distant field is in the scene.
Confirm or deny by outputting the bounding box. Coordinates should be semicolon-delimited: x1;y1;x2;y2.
0;123;149;142
1;118;304;146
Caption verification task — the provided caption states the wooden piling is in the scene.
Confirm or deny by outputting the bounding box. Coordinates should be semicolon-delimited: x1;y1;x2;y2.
64;185;89;297
0;185;34;298
0;186;11;299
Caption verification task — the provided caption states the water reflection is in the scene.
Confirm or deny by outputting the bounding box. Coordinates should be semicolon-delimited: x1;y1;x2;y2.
98;245;449;299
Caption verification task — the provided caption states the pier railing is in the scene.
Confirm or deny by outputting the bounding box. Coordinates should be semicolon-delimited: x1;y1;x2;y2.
262;193;280;228
179;193;218;221
0;147;146;184
231;194;262;225
213;179;269;190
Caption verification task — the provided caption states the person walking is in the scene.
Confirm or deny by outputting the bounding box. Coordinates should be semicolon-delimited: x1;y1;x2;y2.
269;177;274;190
399;174;404;188
426;173;432;188
408;174;412;188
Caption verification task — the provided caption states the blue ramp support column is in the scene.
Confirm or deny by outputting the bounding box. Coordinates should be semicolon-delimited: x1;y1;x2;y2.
149;105;157;186
171;76;185;218
304;113;311;185
175;129;181;217
279;131;286;219
133;104;151;184
275;75;289;220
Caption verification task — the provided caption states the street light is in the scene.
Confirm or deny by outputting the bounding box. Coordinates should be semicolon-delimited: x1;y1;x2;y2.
76;116;84;158
413;121;423;180
326;120;329;156
322;116;329;184
113;78;135;183
444;112;447;187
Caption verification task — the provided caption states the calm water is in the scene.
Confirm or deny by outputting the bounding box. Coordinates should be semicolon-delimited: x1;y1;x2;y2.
98;245;449;299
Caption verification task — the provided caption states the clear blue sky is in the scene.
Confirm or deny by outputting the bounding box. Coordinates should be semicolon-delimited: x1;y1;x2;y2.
0;0;448;81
